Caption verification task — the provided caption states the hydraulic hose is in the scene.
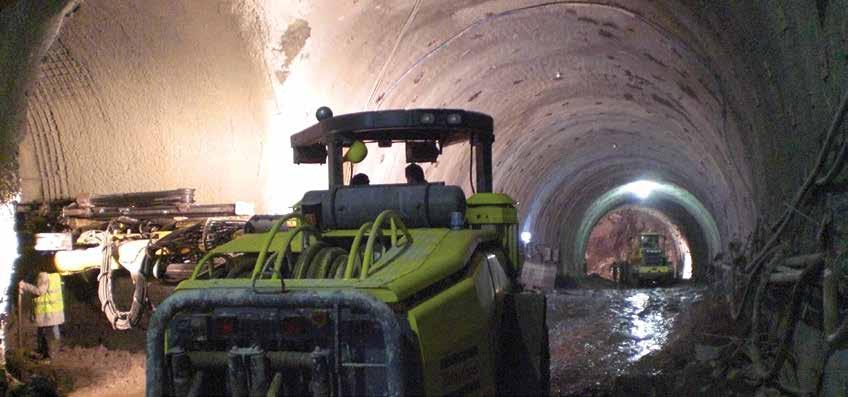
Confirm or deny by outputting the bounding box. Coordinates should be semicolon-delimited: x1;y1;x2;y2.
749;257;823;382
730;87;848;325
744;89;848;276
731;244;784;320
815;89;848;186
97;236;148;330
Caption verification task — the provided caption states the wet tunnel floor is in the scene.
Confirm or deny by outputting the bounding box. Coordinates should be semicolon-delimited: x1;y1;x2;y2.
9;280;734;396
547;285;711;396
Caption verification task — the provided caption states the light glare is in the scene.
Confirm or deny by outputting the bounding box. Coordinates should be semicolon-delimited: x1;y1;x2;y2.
521;232;532;244
623;180;660;200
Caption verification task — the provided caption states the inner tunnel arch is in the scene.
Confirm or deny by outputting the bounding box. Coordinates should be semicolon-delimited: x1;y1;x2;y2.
572;180;720;279
584;204;693;280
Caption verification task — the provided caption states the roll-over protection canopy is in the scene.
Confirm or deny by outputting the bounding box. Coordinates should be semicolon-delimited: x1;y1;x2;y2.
290;108;495;193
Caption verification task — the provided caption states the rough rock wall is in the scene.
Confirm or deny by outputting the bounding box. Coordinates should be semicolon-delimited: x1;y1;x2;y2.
699;1;848;220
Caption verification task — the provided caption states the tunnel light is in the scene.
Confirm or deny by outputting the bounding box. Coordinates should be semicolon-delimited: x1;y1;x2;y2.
521;232;532;244
235;201;255;216
623;180;660;200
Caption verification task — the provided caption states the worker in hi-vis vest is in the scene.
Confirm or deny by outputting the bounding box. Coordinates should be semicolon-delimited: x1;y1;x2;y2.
19;272;65;360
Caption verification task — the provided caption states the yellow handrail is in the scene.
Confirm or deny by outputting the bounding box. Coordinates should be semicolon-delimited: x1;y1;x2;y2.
343;222;373;279
192;213;300;279
360;211;413;280
271;224;320;279
250;214;305;279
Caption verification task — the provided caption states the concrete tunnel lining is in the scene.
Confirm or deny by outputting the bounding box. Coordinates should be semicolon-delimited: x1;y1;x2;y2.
350;1;755;278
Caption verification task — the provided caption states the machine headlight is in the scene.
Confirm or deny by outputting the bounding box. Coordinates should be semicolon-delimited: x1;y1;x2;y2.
447;113;462;124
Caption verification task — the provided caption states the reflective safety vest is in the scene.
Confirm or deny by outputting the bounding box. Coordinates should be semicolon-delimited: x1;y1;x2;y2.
33;273;64;326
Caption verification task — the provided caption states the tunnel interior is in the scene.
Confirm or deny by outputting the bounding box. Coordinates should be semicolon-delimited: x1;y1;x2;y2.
3;0;848;395
2;0;759;278
350;2;753;278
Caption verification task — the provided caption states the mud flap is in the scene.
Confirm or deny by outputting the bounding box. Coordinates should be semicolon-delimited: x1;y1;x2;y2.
498;291;548;396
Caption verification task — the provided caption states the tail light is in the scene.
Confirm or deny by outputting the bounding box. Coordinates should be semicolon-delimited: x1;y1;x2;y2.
311;310;329;327
213;316;237;336
280;316;310;337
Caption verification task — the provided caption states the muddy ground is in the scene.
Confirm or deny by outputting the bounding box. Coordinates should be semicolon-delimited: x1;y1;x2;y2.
548;283;757;396
7;276;747;396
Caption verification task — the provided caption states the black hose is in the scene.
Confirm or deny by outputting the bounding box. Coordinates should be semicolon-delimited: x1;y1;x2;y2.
731;244;784;320
743;89;848;276
816;89;848;186
749;257;822;382
469;142;476;195
816;136;848;187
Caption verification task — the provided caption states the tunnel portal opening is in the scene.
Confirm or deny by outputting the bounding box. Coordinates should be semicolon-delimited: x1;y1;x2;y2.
584;205;692;281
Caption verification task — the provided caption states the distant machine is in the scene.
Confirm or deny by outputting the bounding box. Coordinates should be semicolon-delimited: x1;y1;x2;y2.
619;232;675;286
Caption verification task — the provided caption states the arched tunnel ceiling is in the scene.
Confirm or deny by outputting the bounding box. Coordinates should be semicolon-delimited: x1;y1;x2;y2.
350;1;755;272
13;0;835;276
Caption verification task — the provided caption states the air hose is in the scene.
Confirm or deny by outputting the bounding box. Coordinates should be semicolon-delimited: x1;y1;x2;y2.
731;88;848;320
288;245;354;280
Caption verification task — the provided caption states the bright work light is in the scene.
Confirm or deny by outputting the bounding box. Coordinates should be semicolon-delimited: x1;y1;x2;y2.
623;180;660;200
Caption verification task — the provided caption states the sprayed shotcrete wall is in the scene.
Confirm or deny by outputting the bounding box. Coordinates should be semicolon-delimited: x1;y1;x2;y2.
14;0;274;210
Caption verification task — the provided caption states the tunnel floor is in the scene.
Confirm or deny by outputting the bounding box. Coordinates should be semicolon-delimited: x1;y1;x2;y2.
7;278;755;396
547;284;754;396
7;275;170;396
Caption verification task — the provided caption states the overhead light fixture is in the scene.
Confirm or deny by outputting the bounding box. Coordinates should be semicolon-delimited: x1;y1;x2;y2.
623;180;660;200
521;232;532;244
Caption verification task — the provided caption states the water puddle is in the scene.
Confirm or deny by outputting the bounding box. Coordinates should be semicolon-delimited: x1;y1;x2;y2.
547;286;704;395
